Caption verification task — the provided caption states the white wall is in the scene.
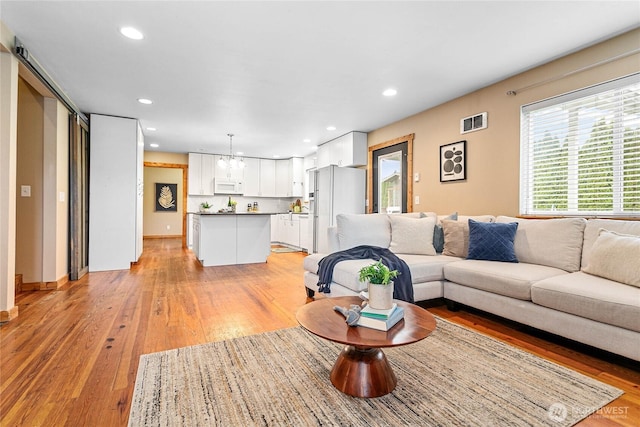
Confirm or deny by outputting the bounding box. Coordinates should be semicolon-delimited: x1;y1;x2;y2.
42;98;69;282
89;115;141;271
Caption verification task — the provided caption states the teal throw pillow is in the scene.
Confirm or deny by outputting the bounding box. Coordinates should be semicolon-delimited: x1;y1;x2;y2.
467;219;519;262
433;212;458;253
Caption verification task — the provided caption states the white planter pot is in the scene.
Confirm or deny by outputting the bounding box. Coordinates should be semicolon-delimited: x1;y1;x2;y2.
368;281;394;310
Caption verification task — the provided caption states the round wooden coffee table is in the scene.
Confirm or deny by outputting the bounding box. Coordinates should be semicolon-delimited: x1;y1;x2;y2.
296;296;436;398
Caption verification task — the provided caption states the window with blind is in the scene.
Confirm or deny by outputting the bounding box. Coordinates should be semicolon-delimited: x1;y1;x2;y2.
520;74;640;217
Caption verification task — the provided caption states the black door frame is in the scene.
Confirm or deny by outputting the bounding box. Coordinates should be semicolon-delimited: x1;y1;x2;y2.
367;134;414;213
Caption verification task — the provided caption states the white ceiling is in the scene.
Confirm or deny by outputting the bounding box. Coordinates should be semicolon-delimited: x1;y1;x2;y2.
1;1;639;159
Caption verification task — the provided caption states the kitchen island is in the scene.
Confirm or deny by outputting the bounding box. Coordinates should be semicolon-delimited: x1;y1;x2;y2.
192;212;272;266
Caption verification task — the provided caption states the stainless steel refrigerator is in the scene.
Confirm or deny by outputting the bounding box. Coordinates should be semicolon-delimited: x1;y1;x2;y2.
310;165;366;253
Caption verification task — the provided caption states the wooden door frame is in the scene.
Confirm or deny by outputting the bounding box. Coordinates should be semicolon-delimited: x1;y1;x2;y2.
144;161;188;248
367;133;414;213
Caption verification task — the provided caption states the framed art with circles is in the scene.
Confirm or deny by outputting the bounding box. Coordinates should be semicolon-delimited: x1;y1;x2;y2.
440;140;466;182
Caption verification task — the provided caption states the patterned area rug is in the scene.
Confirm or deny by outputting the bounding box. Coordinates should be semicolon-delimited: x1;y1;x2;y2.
270;247;301;253
129;319;622;426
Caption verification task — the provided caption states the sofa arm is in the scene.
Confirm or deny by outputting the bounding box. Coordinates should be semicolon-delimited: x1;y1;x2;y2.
327;226;340;253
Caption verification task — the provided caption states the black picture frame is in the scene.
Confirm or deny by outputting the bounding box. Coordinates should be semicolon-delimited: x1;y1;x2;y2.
155;183;178;212
440;140;466;182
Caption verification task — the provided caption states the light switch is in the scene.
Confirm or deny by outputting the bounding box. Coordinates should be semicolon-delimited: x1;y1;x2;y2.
21;185;31;197
59;191;65;202
415;195;420;205
414;172;420;182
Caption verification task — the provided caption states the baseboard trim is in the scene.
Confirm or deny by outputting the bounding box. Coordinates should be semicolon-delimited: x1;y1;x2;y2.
0;305;19;322
22;274;69;291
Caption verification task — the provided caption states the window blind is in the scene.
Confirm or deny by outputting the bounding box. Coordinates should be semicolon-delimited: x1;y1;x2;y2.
520;73;640;216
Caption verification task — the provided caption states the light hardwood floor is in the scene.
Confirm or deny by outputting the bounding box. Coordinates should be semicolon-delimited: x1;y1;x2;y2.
1;238;638;426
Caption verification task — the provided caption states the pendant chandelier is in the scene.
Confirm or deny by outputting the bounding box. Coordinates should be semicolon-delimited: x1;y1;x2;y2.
217;133;245;170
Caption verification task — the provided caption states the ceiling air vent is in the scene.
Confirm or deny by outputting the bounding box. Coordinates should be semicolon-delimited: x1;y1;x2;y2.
460;112;487;134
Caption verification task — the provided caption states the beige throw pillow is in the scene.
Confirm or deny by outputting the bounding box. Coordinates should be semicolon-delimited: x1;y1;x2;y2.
442;219;470;258
582;229;640;287
389;215;436;255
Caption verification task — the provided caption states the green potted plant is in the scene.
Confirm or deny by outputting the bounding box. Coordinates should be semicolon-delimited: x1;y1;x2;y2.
199;201;212;213
358;260;398;309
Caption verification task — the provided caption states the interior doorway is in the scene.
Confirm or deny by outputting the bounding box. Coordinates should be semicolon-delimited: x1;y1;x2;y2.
368;134;414;213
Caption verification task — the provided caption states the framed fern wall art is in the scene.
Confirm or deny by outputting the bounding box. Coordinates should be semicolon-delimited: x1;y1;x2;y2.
155;183;178;212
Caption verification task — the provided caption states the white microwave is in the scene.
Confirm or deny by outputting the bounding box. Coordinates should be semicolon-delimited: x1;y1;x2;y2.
214;179;243;195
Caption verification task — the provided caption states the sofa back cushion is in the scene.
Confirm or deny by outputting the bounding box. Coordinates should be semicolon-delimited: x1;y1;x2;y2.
336;213;391;250
389;215;437;255
441;215;495;258
582;219;640;267
496;216;586;272
582;229;640;287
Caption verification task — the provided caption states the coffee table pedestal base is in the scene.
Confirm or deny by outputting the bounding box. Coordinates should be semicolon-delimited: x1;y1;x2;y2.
330;345;397;398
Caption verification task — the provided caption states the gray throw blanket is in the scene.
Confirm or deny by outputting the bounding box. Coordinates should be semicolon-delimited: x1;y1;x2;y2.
316;245;414;303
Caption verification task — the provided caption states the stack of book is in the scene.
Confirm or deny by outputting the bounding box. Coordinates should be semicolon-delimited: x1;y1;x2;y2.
356;303;405;331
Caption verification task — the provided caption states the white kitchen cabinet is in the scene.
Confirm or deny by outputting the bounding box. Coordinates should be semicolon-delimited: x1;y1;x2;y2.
275;158;304;198
270;214;279;241
286;214;301;248
316;131;367;168
291;157;304;198
192;214;200;258
275;160;290;197
273;213;301;248
89;114;143;271
260;159;277;197
188;153;215;195
299;215;311;253
193;213;271;266
241;158;276;197
242;158;261;196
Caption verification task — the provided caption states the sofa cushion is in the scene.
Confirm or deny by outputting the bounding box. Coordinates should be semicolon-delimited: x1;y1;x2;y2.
582;229;640;287
467;220;518;262
532;271;640;332
304;253;458;291
396;254;462;282
441;216;494;258
433;212;457;253
444;260;568;300
442;220;468;257
496;216;586;272
582;219;640;268
389;215;437;255
336;214;391;250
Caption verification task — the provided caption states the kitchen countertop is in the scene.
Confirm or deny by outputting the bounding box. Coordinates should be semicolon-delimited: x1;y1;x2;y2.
190;211;276;215
189;211;309;216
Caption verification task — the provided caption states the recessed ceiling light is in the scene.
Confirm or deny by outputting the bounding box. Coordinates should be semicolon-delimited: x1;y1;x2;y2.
303;138;311;143
138;98;153;105
273;154;280;158
146;127;156;131
120;26;144;40
326;126;336;131
383;88;397;97
311;145;318;150
149;143;159;148
236;151;244;156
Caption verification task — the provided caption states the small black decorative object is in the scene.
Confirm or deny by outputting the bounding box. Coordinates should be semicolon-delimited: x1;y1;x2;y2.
440;140;466;182
155;183;178;212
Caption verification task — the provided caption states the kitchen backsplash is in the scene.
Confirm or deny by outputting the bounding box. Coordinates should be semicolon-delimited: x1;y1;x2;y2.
188;195;303;213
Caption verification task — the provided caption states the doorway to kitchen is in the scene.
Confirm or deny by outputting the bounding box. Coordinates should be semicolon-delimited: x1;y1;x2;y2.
368;134;414;213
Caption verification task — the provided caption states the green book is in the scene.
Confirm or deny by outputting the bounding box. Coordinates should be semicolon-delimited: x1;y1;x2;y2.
360;303;398;320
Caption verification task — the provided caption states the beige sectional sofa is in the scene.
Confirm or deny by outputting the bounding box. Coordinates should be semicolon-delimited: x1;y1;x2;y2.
303;213;640;361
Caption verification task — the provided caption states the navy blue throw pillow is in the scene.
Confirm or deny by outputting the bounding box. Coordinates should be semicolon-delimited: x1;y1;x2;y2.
467;219;519;262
